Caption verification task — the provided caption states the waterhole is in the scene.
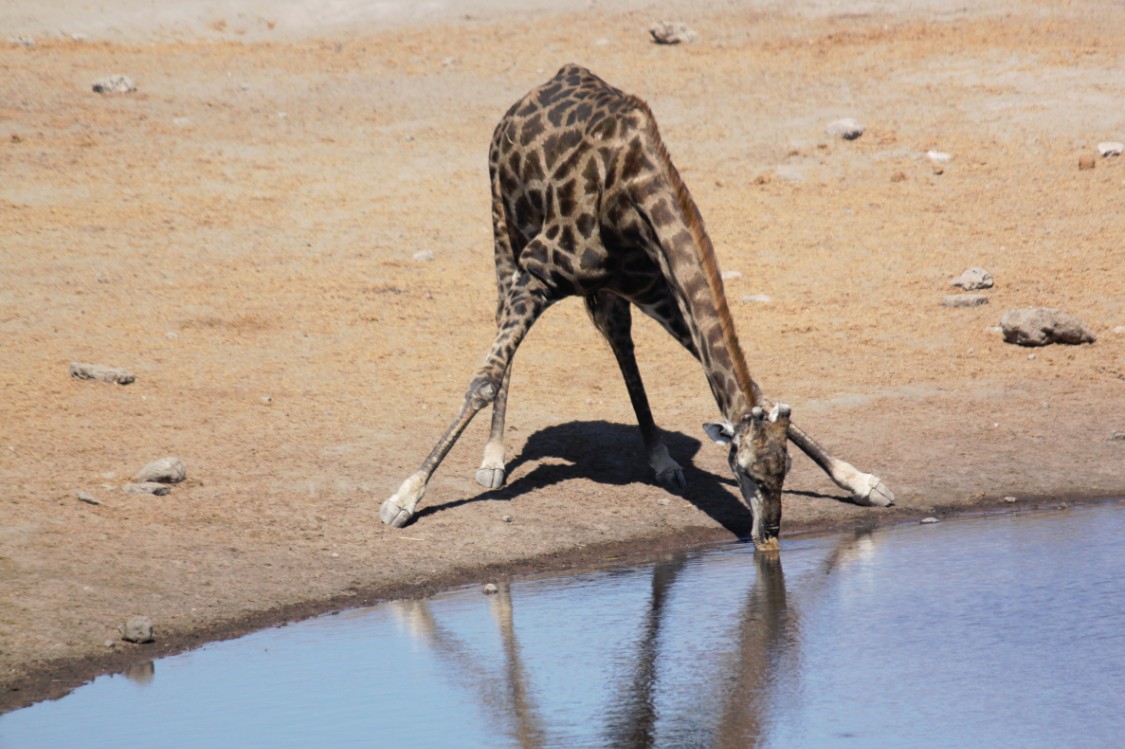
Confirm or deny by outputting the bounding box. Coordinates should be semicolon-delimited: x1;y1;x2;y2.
3;501;1122;748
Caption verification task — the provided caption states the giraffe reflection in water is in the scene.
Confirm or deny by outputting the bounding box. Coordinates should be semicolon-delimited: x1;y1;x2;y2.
388;531;879;749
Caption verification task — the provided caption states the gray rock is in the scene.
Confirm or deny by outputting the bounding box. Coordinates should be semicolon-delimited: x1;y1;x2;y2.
412;249;434;262
927;150;952;164
941;294;989;308
826;118;865;140
1108;431;1125;442
122;616;154;643
649;21;697;44
92;75;136;94
77;491;101;505
482;583;499;595
1097;141;1123;157
920;517;940;524
1000;308;1096;347
950;267;993;290
133;456;186;484
69;362;135;385
742;294;773;304
124;482;171;496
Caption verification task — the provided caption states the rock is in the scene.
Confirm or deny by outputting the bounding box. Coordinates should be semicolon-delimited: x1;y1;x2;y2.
482;583;499;595
123;482;171;496
826;118;865;140
69;362;135;385
1000;307;1096;347
649;21;697;44
741;294;772;304
1097;141;1123;158
92;75;137;94
133;456;186;484
502;514;513;523
941;294;989;308
122;616;154;643
77;491;101;505
412;249;434;262
950;267;994;290
920;517;940;524
721;270;742;281
1108;431;1125;442
656;497;671;506
1078;154;1096;170
1114;326;1125;335
927;150;952;164
1003;496;1018;503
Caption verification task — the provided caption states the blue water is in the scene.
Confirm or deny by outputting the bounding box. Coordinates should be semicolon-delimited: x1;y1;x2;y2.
3;501;1123;748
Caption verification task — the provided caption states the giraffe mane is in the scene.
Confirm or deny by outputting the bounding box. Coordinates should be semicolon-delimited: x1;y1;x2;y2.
631;98;759;410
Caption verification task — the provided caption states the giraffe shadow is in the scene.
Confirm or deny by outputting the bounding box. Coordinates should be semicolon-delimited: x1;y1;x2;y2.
414;420;759;537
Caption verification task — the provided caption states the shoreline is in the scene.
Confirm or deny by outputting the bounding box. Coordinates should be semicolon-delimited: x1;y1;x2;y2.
5;491;1119;715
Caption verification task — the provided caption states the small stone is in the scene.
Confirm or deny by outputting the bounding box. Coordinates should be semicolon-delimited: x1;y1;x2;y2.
1114;326;1125;335
1003;496;1017;503
70;362;135;385
920;517;940;524
927;150;952;164
123;482;171;496
482;583;499;595
1108;431;1125;442
941;294;989;308
741;294;772;304
412;249;434;262
133;456;186;484
1000;307;1096;346
1078;154;1096;170
502;514;513;523
950;267;994;290
77;491;101;505
890;171;907;182
260;395;272;405
122;616;154;643
932;165;945;176
656;497;671;506
1097;141;1123;158
1027;353;1036;361
721;270;742;281
92;75;137;94
649;21;697;44
826;118;865;140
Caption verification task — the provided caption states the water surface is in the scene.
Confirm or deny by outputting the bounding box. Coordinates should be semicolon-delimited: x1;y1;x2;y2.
3;501;1123;748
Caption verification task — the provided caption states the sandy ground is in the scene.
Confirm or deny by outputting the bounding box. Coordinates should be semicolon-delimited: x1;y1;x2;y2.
2;0;1123;712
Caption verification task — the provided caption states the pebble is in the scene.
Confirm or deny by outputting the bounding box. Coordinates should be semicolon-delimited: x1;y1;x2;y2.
1097;141;1123;157
123;482;171;496
649;21;697;44
92;74;137;94
133;456;186;484
1000;307;1096;347
721;270;742;281
502;514;513;523
949;267;994;290
69;362;135;385
1108;431;1125;442
741;294;772;304
941;294;989;308
122;616;155;643
77;491;101;505
482;583;499;595
412;249;434;262
1078;154;1096;170
826;118;865;140
656;497;671;506
927;150;952;164
1003;496;1018;503
920;517;940;524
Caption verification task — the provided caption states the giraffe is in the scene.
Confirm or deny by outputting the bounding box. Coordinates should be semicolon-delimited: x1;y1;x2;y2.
380;64;893;550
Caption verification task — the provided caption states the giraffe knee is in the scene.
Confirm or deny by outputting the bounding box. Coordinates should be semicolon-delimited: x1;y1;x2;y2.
467;377;499;410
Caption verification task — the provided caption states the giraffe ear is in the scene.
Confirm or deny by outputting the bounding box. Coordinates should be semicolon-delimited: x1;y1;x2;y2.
703;421;735;446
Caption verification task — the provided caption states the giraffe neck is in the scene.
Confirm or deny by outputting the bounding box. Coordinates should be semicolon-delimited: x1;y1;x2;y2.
627;115;759;424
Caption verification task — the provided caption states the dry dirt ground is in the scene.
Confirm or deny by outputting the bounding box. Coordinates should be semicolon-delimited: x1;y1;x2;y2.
2;0;1123;712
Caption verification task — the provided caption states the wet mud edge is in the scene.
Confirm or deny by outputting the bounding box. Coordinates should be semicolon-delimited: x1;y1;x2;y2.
4;490;1119;715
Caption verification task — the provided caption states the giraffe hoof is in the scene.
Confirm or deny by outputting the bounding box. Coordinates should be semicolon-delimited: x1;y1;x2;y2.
852;475;895;507
655;465;687;491
475;466;507;490
380;498;415;528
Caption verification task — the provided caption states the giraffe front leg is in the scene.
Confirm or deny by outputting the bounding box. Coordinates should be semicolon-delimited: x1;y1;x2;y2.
475;367;512;490
786;422;895;507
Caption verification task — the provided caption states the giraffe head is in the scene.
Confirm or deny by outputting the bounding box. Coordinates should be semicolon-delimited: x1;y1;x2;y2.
704;403;792;552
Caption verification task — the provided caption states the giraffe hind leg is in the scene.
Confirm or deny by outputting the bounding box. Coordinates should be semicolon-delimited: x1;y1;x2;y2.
587;293;686;490
475;365;512;489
